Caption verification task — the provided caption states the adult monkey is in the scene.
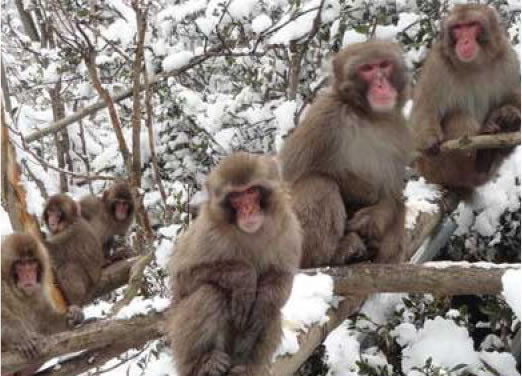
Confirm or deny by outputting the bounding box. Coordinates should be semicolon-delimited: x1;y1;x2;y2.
280;40;414;267
1;233;83;376
411;4;520;190
167;153;302;376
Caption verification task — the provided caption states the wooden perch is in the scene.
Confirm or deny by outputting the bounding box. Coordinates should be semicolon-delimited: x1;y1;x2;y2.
2;312;165;374
92;257;138;299
311;262;519;296
5;261;516;374
440;131;520;152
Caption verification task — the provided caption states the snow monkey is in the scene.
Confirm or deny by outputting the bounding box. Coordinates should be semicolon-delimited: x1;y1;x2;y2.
167;152;302;376
1;233;83;376
411;4;520;190
43;194;104;306
79;180;135;262
280;40;414;267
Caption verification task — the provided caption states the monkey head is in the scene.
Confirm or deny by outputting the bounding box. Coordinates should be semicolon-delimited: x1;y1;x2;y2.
205;153;283;234
332;40;408;114
103;181;135;222
43;194;80;234
442;5;505;66
1;233;52;297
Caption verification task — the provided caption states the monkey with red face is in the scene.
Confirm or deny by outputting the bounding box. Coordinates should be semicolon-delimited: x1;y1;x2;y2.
411;4;520;190
167;153;302;376
280;40;414;266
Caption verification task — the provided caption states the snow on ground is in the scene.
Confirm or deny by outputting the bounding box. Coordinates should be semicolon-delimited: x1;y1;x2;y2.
502;269;521;320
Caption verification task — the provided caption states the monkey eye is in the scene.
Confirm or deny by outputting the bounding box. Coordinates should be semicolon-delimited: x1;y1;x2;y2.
359;64;373;73
379;61;391;69
245;187;258;194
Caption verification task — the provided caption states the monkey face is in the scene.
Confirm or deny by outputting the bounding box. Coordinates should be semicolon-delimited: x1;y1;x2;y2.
112;200;131;222
45;207;64;234
13;257;41;295
226;185;268;233
356;60;398;113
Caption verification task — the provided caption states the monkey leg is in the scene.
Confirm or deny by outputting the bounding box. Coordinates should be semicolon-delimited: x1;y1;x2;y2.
372;204;407;263
228;312;282;376
416;111;488;189
291;175;348;268
167;285;231;376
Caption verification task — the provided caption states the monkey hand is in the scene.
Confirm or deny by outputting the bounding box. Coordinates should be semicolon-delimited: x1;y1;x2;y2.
417;128;444;156
66;305;85;327
347;207;386;241
484;105;521;133
14;332;45;359
228;364;260;376
196;350;231;376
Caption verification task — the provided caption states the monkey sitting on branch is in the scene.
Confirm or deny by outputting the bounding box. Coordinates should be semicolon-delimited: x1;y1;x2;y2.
167;153;302;376
1;233;83;376
79;181;136;263
411;4;520;191
280;40;414;266
43;194;104;306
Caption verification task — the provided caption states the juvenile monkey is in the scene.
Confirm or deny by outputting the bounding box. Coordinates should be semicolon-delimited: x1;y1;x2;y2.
280;40;414;266
411;4;520;189
43;194;104;306
79;181;135;261
1;233;83;375
167;153;302;376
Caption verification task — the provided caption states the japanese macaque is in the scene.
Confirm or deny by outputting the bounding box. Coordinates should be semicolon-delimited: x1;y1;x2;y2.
167;153;302;376
411;4;520;190
1;233;83;375
279;40;414;267
43;194;104;306
79;181;135;261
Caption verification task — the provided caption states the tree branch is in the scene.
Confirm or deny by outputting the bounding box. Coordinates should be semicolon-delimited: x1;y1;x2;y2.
439;131;520;153
3;262;516;374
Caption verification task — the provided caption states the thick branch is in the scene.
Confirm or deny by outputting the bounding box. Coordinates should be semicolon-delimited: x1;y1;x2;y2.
4;262;515;374
1;312;164;374
310;262;519;296
91;257;137;299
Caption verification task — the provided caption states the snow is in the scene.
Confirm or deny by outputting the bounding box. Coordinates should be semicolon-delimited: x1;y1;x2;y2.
275;273;336;357
455;147;521;237
273;100;297;152
162;51;194;72
0;206;13;235
502;269;521;320
252;14;272;33
404;178;442;229
401;317;480;374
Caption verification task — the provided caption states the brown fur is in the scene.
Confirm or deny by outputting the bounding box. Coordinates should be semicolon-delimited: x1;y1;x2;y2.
43;194;104;306
279;40;413;267
79;181;135;260
1;233;82;370
167;153;302;376
411;4;520;190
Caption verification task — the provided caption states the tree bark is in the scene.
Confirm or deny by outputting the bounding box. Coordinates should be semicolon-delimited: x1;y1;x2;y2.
440;131;520;153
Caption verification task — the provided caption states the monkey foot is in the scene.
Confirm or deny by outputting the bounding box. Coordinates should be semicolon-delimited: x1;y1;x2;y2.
333;232;368;264
228;364;260;376
197;350;231;376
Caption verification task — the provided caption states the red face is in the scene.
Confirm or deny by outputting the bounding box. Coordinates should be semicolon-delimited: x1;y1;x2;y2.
46;207;63;234
15;259;40;293
358;60;398;112
228;186;265;233
452;22;481;62
114;201;130;221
